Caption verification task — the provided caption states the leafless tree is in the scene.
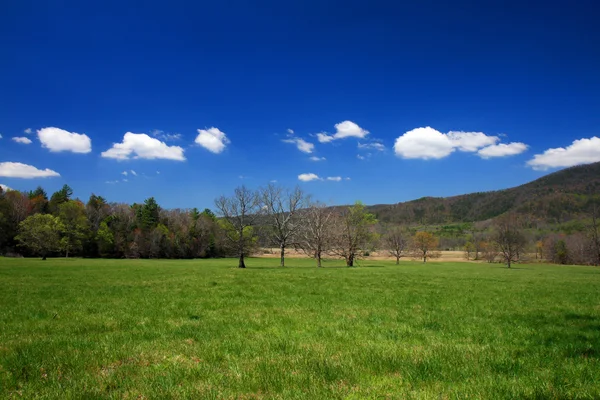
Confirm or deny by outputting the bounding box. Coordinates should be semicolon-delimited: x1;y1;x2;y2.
492;214;527;268
296;202;336;267
588;200;600;266
215;186;262;268
261;184;308;267
383;226;410;264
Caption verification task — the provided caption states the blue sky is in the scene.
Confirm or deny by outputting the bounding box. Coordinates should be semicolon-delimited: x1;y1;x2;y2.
1;0;599;209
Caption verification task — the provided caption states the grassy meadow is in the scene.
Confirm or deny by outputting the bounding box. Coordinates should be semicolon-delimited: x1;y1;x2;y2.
0;257;599;399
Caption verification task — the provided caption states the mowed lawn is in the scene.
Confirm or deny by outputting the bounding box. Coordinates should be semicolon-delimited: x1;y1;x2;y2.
0;258;599;399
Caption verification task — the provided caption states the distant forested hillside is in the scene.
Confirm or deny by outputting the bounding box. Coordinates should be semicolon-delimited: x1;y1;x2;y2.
368;162;600;225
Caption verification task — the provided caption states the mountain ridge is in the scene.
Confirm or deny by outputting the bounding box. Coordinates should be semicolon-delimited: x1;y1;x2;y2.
366;162;600;225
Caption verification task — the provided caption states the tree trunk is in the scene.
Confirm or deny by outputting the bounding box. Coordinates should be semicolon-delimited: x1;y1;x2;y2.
347;254;354;267
423;251;427;263
65;248;69;258
507;259;511;268
396;256;400;265
42;253;47;261
317;251;322;268
280;244;285;267
238;253;246;268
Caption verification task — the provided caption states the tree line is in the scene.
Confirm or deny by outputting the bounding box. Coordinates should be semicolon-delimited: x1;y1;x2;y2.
0;183;598;267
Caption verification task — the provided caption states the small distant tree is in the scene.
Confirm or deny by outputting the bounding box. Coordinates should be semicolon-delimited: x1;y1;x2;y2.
214;186;262;268
492;214;527;268
16;214;64;260
480;241;499;263
384;226;409;265
261;184;308;267
412;231;439;263
464;241;476;260
297;202;336;267
330;202;377;267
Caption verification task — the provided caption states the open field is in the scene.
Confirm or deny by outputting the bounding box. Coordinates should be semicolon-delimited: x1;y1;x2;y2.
1;258;599;399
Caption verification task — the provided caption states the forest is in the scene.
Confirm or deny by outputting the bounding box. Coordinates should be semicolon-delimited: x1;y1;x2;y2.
1;175;599;267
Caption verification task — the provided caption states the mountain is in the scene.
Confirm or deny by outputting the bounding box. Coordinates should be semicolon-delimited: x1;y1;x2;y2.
368;162;600;225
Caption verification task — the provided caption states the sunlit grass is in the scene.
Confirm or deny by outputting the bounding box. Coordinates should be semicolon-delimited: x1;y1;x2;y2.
0;257;599;399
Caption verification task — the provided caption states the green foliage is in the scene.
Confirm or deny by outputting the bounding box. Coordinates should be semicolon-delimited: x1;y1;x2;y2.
49;184;73;214
58;200;88;257
0;258;599;398
15;214;64;258
137;197;160;230
96;221;114;257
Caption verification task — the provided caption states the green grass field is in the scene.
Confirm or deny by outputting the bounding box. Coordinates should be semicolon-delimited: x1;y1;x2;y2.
0;257;599;399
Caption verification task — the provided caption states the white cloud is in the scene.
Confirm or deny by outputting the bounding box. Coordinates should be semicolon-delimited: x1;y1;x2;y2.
447;131;499;152
298;173;321;182
122;179;128;182
1;184;12;191
394;127;524;160
326;176;342;181
12;137;32;144
0;134;3;139
309;156;326;161
105;180;119;184
0;162;60;178
195;127;230;154
121;171;128;176
151;129;182;141
317;121;369;143
357;154;366;160
358;142;385;151
130;170;137;176
478;142;528;159
101;132;185;161
345;177;351;180
394;127;455;159
287;129;294;134
283;137;314;153
24;128;32;134
526;137;600;170
38;127;92;153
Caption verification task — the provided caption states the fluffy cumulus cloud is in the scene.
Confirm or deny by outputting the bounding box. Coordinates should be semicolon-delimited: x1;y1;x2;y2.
12;137;32;144
447;131;499;152
38;127;92;153
0;162;60;178
309;156;326;161
130;170;137;176
317;120;369;143
526;137;600;170
394;127;527;160
24;128;32;134
195;128;230;154
298;173;321;182
326;176;342;181
101;132;185;161
394;127;456;159
478;143;528;159
283;137;314;154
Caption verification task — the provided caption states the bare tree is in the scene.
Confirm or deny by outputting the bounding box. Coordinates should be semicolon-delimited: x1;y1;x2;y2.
492;214;527;268
261;184;308;267
330;202;377;267
215;186;262;268
588;200;600;266
296;202;335;267
383;226;409;265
